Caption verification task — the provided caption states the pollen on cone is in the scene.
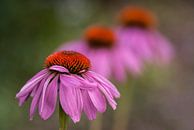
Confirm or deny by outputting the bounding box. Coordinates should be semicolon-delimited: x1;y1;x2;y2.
45;51;91;74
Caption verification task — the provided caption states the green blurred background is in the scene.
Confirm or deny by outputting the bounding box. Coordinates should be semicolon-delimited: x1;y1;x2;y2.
0;0;194;130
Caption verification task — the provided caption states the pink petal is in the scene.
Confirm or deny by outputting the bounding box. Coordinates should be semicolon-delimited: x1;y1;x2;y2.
82;90;97;120
30;74;50;120
16;70;49;98
122;49;142;75
26;69;48;84
89;50;111;78
49;65;69;73
86;71;119;110
18;95;30;106
39;75;59;120
87;71;120;98
73;74;97;90
60;74;82;88
39;73;55;115
59;75;81;123
88;88;106;113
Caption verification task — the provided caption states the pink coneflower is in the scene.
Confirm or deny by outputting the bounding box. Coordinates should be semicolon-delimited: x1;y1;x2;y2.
57;26;142;81
16;51;120;123
116;6;174;65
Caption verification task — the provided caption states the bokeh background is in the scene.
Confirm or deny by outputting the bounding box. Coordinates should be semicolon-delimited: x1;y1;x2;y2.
1;0;194;130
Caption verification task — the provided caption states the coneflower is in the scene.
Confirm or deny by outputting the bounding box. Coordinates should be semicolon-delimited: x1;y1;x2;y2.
16;51;120;130
116;6;174;65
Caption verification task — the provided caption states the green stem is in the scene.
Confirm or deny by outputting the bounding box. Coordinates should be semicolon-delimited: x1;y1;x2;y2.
112;79;136;130
59;104;69;130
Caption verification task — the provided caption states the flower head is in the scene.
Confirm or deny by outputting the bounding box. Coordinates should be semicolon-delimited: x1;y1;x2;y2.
57;26;143;81
16;51;120;123
45;51;90;74
118;6;157;28
116;6;174;65
84;26;116;48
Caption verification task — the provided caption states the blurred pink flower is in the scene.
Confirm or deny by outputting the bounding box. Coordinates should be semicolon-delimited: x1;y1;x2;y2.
57;26;143;81
116;6;174;65
16;51;120;123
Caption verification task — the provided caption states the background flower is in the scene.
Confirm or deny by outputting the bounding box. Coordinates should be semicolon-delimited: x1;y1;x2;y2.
58;25;143;81
115;6;175;65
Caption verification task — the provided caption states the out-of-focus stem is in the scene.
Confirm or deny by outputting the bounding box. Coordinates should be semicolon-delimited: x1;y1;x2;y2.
112;80;135;130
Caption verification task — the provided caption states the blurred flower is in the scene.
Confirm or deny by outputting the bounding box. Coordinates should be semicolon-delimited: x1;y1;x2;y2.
16;51;120;123
57;26;142;81
116;6;174;65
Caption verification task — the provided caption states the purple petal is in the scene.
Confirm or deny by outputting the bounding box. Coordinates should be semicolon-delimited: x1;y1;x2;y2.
89;50;111;78
30;74;50;120
73;74;97;90
60;74;82;88
82;90;97;120
16;70;49;98
59;74;81;123
75;89;83;116
88;88;106;113
97;84;117;110
49;65;69;73
30;85;39;97
87;71;120;98
39;75;59;120
86;71;119;110
18;95;30;106
152;31;174;64
39;73;55;115
111;49;127;81
121;49;142;75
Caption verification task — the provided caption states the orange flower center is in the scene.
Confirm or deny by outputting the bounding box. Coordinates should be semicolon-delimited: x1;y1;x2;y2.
84;26;116;48
45;51;91;74
118;6;157;28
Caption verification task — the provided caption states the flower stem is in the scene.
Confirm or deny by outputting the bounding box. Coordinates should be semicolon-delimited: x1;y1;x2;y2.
59;103;69;130
112;79;136;130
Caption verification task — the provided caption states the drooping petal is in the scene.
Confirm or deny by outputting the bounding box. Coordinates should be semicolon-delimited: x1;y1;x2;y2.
30;74;50;120
39;75;59;120
88;88;106;113
39;73;55;116
82;90;97;120
75;89;83;116
151;31;174;64
73;74;97;90
122;49;142;75
16;70;49;98
59;74;81;123
49;65;69;73
111;48;127;81
26;69;48;83
97;84;117;110
18;95;30;106
86;71;119;110
89;50;111;78
87;71;120;98
60;74;82;88
82;73;106;112
18;82;40;106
